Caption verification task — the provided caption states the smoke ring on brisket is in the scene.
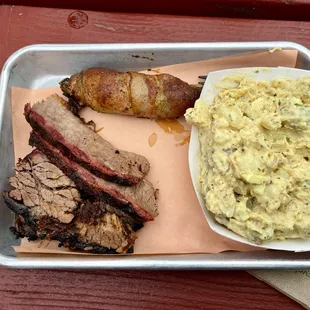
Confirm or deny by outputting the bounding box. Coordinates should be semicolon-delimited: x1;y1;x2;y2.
24;95;150;186
30;131;158;222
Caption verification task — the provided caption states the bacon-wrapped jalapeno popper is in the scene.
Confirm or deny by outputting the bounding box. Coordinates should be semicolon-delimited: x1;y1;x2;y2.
60;68;201;119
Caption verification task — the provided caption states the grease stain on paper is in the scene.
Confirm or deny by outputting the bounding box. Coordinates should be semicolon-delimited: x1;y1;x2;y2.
148;132;158;147
155;119;190;147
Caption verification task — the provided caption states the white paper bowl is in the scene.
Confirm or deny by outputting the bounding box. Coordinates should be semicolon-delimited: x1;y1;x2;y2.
189;67;310;252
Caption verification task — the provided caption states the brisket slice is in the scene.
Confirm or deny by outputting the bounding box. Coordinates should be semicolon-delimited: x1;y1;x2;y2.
8;149;80;224
30;131;159;222
24;94;150;186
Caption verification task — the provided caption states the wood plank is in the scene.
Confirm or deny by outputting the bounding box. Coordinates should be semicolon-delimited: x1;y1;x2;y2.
0;268;303;309
0;5;10;68
3;0;310;21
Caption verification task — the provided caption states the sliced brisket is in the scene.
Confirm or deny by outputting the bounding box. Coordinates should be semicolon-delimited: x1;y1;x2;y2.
24;94;150;186
30;131;158;222
3;150;137;254
8;149;80;224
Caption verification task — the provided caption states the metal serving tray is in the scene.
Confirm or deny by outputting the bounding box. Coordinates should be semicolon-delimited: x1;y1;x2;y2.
1;42;310;269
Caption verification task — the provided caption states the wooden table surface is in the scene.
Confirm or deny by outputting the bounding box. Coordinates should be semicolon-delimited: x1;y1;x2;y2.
0;5;308;310
3;0;310;20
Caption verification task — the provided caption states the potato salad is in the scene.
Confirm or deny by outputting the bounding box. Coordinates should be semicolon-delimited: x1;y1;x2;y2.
185;76;310;244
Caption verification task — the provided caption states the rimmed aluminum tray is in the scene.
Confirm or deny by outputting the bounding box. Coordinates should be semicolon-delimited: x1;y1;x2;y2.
1;42;310;269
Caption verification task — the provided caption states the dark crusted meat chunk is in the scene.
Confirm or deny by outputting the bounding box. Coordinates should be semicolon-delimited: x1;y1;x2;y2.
4;193;136;254
3;150;138;254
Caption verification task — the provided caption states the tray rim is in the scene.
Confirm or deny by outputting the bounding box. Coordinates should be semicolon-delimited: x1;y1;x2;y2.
1;41;310;269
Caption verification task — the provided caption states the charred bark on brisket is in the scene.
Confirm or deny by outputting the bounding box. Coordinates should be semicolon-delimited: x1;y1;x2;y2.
3;193;38;241
4;193;135;254
3;151;138;254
